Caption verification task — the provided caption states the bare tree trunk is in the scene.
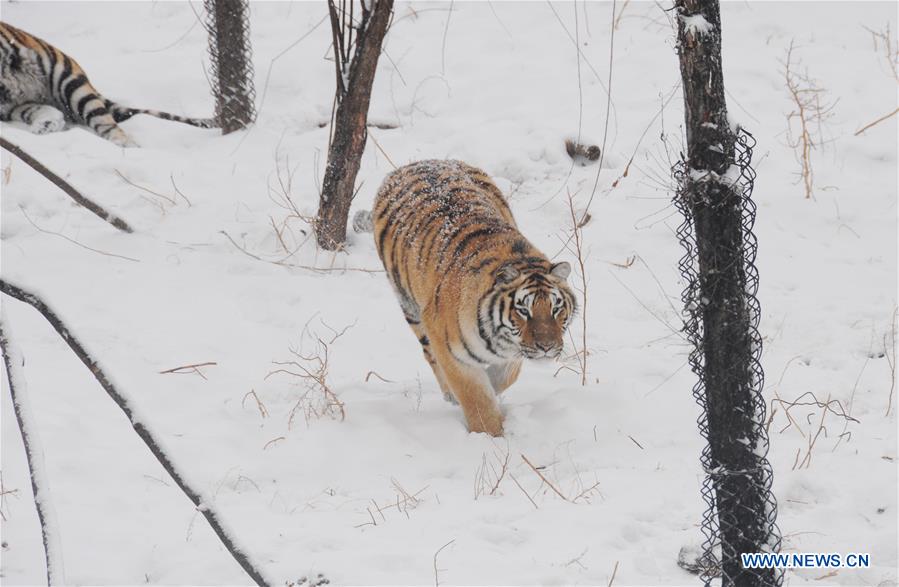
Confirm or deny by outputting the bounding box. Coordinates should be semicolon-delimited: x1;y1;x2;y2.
674;0;780;585
316;0;394;251
1;316;67;585
205;0;256;133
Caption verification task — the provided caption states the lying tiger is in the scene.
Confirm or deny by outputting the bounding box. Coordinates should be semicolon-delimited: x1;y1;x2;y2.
0;22;213;146
372;160;576;436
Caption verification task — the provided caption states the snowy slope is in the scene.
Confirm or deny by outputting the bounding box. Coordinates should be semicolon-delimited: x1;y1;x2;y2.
1;2;896;585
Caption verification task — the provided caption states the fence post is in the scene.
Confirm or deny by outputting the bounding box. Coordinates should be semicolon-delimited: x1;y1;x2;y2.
205;0;257;133
672;0;782;585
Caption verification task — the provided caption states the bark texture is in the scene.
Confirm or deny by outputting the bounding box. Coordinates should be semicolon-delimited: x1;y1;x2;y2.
316;0;394;250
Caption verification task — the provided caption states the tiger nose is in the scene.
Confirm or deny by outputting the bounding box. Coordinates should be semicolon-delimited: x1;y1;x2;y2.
536;342;554;352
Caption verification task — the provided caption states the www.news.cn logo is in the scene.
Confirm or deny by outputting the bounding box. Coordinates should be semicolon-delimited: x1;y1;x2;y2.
742;553;870;569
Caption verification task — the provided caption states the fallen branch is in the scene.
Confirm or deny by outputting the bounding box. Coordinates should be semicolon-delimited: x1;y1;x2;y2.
0;137;133;233
0;278;273;587
0;315;66;585
159;361;218;379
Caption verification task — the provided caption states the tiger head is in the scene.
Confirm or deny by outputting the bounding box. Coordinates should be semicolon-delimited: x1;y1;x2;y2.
480;261;577;361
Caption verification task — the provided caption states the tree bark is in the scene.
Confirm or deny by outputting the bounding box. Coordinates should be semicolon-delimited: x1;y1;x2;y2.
316;0;394;250
675;1;779;585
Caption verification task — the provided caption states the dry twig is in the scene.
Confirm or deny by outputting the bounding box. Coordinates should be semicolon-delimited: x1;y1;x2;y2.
886;308;897;417
433;539;455;587
267;320;353;426
854;106;899;136
782;41;836;199
159;361;217;379
221;230;382;274
242;390;270;419
19;206;140;263
863;23;898;81
474;442;510;499
521;454;570;502
114;169;177;206
561;189;589;385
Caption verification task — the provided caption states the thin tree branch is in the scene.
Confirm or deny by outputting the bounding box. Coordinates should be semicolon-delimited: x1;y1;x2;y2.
0;279;275;587
0;137;133;233
854;106;899;136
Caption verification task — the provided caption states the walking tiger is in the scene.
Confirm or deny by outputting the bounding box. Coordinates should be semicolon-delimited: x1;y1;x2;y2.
371;160;576;436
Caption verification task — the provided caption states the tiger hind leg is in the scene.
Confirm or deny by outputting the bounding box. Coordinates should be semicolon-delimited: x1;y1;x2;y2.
75;94;138;147
9;104;66;135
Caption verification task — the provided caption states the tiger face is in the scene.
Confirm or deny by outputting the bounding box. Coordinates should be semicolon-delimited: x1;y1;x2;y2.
481;261;577;361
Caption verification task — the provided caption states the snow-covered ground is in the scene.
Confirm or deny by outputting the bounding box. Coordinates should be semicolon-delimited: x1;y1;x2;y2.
1;2;896;585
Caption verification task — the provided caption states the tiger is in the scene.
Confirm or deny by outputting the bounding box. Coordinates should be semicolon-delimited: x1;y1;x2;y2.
371;160;577;437
0;22;214;147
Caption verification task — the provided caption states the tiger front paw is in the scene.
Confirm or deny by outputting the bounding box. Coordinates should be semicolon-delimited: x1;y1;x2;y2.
466;409;504;437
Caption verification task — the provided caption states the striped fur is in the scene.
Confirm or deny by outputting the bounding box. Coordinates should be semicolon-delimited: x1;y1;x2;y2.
373;160;576;436
0;22;214;147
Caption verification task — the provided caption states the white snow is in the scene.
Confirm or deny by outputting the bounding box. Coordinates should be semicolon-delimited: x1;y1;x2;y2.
1;2;896;586
681;13;714;38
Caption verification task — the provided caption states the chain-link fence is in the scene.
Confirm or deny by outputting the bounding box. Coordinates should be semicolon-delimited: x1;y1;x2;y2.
204;0;256;133
673;129;783;587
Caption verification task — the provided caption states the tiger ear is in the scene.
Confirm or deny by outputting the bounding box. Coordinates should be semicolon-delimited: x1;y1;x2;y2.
495;264;520;283
550;261;571;280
